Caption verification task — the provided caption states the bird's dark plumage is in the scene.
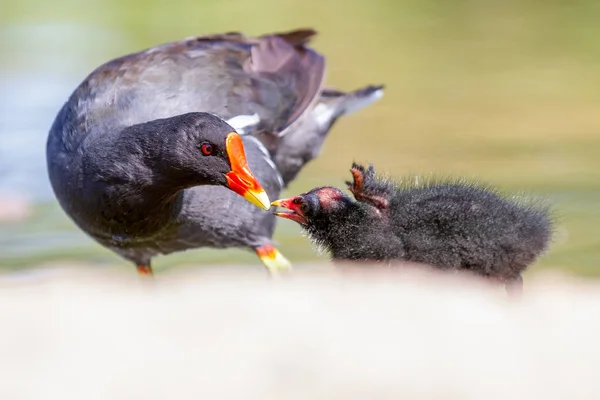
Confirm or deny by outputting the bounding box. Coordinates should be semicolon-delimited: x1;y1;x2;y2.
273;163;553;293
46;29;384;274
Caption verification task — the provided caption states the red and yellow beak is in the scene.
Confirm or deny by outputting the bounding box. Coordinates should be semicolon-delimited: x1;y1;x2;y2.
271;196;307;225
224;132;270;210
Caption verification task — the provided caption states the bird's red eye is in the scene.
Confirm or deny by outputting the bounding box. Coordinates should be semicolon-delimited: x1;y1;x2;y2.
292;197;302;205
200;143;213;156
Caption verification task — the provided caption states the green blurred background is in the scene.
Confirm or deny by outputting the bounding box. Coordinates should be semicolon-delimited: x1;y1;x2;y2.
0;0;598;276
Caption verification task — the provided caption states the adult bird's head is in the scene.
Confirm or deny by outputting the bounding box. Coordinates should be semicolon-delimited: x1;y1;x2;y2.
134;112;271;210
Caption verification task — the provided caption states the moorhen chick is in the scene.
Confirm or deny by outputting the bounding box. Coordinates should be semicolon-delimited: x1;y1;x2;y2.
47;29;381;275
272;163;553;294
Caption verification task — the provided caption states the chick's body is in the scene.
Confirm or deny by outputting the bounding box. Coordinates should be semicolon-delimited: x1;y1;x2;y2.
274;164;553;292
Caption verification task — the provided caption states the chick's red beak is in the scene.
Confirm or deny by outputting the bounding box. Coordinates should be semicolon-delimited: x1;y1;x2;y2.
271;196;307;225
225;132;270;210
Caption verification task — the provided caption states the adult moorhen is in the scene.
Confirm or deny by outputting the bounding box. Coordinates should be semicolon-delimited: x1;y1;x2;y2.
272;163;553;294
47;29;381;275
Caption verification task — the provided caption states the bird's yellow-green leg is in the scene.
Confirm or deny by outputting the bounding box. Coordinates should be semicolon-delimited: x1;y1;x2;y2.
255;244;292;275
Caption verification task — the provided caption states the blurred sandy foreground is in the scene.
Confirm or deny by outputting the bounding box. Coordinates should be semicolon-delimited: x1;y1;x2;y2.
0;263;599;400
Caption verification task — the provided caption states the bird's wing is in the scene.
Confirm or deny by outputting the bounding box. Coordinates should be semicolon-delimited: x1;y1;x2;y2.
346;163;395;212
68;29;325;140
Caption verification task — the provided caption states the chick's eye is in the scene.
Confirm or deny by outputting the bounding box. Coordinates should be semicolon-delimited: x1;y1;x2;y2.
292;197;302;205
200;143;213;156
299;202;310;214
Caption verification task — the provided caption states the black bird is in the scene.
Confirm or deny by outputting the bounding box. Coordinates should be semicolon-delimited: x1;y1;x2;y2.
272;163;553;294
46;29;383;275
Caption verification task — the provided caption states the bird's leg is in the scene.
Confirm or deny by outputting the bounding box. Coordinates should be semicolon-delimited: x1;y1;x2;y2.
505;275;523;298
255;244;292;275
136;264;153;276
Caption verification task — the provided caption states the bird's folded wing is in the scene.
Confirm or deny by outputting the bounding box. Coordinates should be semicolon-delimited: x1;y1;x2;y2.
69;29;325;139
346;163;395;211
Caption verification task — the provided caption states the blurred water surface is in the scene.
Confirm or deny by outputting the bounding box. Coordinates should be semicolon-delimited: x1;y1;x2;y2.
1;0;599;275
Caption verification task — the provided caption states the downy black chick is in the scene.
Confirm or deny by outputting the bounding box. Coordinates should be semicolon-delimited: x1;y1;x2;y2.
272;163;553;294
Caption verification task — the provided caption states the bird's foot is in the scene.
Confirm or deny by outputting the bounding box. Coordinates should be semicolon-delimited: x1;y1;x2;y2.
136;264;154;276
255;245;293;276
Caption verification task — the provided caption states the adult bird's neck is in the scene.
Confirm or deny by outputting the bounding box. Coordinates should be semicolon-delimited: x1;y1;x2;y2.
78;122;193;239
